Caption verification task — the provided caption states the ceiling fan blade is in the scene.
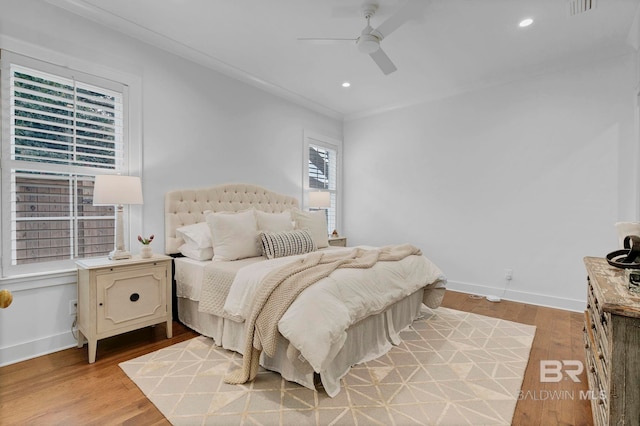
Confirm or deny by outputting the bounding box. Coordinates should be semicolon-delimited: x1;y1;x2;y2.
369;48;397;75
297;37;356;45
374;0;429;39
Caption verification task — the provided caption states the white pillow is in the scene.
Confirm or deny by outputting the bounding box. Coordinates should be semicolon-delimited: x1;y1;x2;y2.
176;222;212;249
178;243;214;261
206;210;260;261
291;209;329;248
255;210;294;233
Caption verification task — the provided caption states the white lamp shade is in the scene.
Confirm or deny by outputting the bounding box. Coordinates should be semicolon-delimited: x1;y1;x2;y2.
309;191;330;209
615;222;640;248
93;175;143;205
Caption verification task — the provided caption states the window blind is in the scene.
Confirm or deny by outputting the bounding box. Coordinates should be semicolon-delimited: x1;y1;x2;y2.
10;65;123;169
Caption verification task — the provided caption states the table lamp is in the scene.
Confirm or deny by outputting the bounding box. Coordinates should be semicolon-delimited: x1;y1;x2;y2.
308;191;330;210
93;175;143;260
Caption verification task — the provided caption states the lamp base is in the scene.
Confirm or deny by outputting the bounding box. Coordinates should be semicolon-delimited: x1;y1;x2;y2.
108;249;132;260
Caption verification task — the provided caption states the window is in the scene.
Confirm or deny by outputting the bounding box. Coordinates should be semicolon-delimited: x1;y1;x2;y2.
303;132;341;235
1;51;130;275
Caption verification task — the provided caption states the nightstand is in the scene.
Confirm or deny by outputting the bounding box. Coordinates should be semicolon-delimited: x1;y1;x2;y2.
76;254;173;363
328;236;347;247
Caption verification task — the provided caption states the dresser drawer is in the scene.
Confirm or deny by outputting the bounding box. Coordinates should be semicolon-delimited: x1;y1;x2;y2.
586;283;610;380
587;277;611;347
584;325;608;426
95;264;167;334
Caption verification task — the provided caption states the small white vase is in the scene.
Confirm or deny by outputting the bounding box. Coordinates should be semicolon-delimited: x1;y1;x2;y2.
140;245;153;259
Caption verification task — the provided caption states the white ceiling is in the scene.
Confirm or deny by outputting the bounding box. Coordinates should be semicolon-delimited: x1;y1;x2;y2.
49;0;640;120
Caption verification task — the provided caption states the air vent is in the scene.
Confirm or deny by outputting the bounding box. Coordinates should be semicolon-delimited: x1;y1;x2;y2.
567;0;597;16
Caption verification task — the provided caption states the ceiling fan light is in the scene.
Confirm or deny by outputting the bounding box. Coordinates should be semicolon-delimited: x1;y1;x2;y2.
357;34;380;54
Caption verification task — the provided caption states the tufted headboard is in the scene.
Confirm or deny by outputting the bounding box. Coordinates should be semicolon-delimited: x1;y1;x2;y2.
164;183;299;254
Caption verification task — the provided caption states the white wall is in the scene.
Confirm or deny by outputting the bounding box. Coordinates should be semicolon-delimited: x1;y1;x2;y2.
140;57;342;248
0;0;342;366
344;54;638;311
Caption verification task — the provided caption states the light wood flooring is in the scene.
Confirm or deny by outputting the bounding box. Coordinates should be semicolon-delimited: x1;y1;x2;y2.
442;291;592;425
0;290;592;425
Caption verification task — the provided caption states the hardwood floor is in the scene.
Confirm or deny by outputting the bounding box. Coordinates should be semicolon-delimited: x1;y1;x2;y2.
442;291;593;426
0;290;592;425
0;322;198;425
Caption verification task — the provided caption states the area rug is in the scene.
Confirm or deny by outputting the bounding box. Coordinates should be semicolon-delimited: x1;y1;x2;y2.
119;308;535;425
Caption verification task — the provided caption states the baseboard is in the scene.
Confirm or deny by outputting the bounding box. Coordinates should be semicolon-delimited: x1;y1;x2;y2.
0;330;78;367
446;280;586;313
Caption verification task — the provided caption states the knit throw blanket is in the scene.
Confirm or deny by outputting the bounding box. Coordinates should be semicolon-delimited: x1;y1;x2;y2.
224;244;422;385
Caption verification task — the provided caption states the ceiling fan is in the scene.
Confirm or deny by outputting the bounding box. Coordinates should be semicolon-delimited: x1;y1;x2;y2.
298;1;426;75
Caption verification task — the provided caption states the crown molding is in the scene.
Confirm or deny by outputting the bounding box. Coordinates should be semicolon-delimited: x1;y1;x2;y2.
44;0;344;121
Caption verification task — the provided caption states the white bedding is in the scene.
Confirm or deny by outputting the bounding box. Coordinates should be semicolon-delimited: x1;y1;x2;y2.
223;248;351;320
224;246;446;373
174;246;447;396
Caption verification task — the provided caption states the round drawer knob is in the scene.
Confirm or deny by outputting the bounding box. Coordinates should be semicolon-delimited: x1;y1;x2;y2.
130;293;140;302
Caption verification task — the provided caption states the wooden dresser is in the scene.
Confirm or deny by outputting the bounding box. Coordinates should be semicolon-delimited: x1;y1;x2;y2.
583;257;640;425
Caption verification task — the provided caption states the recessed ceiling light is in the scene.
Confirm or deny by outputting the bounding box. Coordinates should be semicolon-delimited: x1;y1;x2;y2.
519;18;533;27
341;82;351;88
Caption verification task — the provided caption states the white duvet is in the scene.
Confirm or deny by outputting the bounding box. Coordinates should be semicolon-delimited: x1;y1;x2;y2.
224;246;447;373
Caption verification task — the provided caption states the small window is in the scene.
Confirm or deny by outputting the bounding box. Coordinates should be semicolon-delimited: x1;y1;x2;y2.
303;132;341;235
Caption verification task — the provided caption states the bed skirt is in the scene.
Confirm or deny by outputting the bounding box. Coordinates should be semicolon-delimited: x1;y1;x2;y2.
177;289;428;396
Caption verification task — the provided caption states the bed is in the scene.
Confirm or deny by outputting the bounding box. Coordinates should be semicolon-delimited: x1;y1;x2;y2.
165;183;446;396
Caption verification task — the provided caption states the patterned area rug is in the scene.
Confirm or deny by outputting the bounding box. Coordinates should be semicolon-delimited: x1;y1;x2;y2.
120;308;535;425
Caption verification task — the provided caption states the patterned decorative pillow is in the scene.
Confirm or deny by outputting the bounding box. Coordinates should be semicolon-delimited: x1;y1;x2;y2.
260;230;317;259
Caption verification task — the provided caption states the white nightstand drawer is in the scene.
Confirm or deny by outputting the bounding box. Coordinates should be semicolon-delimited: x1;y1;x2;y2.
96;265;167;334
328;237;347;247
